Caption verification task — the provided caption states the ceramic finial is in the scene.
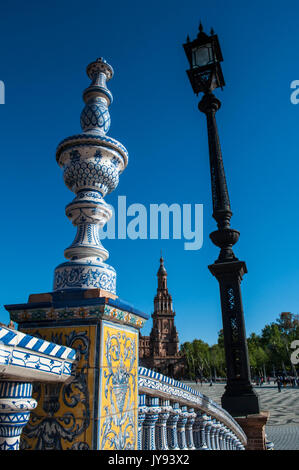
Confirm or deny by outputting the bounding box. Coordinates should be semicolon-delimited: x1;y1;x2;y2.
53;57;129;295
80;57;114;136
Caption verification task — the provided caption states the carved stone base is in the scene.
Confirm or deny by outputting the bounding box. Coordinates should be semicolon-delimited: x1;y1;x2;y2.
234;411;270;450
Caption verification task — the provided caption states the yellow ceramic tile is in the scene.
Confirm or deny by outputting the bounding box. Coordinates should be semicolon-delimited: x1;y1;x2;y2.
97;366;137;418
20;316;140;449
20;324;98;368
98;322;138;450
98;407;138;450
99;321;138;367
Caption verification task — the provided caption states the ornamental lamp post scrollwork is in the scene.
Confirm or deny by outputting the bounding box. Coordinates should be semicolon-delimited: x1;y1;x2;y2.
183;23;260;417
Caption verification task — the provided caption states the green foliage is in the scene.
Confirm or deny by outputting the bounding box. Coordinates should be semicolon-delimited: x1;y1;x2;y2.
181;330;226;379
181;312;299;378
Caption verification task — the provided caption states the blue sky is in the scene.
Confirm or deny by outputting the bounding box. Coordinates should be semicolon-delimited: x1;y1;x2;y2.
0;0;298;345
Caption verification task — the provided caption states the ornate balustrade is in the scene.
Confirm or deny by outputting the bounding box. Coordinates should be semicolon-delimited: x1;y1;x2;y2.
138;367;246;450
0;325;76;450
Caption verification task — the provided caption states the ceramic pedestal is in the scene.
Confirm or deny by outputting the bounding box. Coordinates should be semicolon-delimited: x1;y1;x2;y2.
5;291;148;450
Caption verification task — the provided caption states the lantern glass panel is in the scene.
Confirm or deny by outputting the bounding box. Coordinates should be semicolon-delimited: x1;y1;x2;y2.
192;44;215;67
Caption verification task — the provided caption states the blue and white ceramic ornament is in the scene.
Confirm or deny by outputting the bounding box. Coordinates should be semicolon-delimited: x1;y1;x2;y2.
53;58;128;295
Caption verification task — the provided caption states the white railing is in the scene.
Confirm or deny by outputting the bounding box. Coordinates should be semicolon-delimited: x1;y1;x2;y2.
138;367;247;450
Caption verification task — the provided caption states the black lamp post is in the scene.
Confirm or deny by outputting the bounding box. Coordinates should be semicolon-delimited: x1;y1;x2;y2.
183;24;260;416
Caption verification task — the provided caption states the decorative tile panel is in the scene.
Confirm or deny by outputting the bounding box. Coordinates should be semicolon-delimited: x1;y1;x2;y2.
9;304;146;329
99;322;138;450
19;326;93;450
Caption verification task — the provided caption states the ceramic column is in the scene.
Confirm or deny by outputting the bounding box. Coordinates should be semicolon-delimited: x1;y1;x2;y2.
197;412;209;450
224;431;230;449
210;418;218;449
185;408;196;450
204;415;213;449
218;423;226;450
214;420;222;450
192;410;201;449
177;405;189;450
166;403;180;450
155;400;171;450
222;428;229;449
224;427;232;450
235;438;241;450
227;432;233;450
0;382;37;450
138;394;147;450
142;397;160;450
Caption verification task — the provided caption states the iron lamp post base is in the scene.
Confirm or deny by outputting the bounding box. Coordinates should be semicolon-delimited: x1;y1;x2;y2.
221;391;260;418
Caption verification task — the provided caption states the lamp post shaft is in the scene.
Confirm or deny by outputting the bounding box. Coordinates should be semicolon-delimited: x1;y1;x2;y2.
198;92;260;417
199;93;232;229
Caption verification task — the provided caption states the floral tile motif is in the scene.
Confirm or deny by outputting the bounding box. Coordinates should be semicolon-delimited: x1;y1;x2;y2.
99;322;138;450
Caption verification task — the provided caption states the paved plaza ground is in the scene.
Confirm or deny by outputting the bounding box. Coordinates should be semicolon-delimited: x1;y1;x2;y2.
184;381;299;450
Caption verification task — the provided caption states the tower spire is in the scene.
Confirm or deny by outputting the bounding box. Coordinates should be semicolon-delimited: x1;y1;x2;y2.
155;255;172;313
150;256;180;365
157;254;167;291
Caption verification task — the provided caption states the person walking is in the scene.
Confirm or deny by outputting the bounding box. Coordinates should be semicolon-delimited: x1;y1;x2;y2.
277;377;282;393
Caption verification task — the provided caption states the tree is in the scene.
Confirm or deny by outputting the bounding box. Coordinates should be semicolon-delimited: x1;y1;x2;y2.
217;329;224;348
181;336;226;379
209;343;226;377
276;312;299;336
180;312;298;380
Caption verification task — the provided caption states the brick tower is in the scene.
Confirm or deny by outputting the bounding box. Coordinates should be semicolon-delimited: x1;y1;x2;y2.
139;257;185;378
